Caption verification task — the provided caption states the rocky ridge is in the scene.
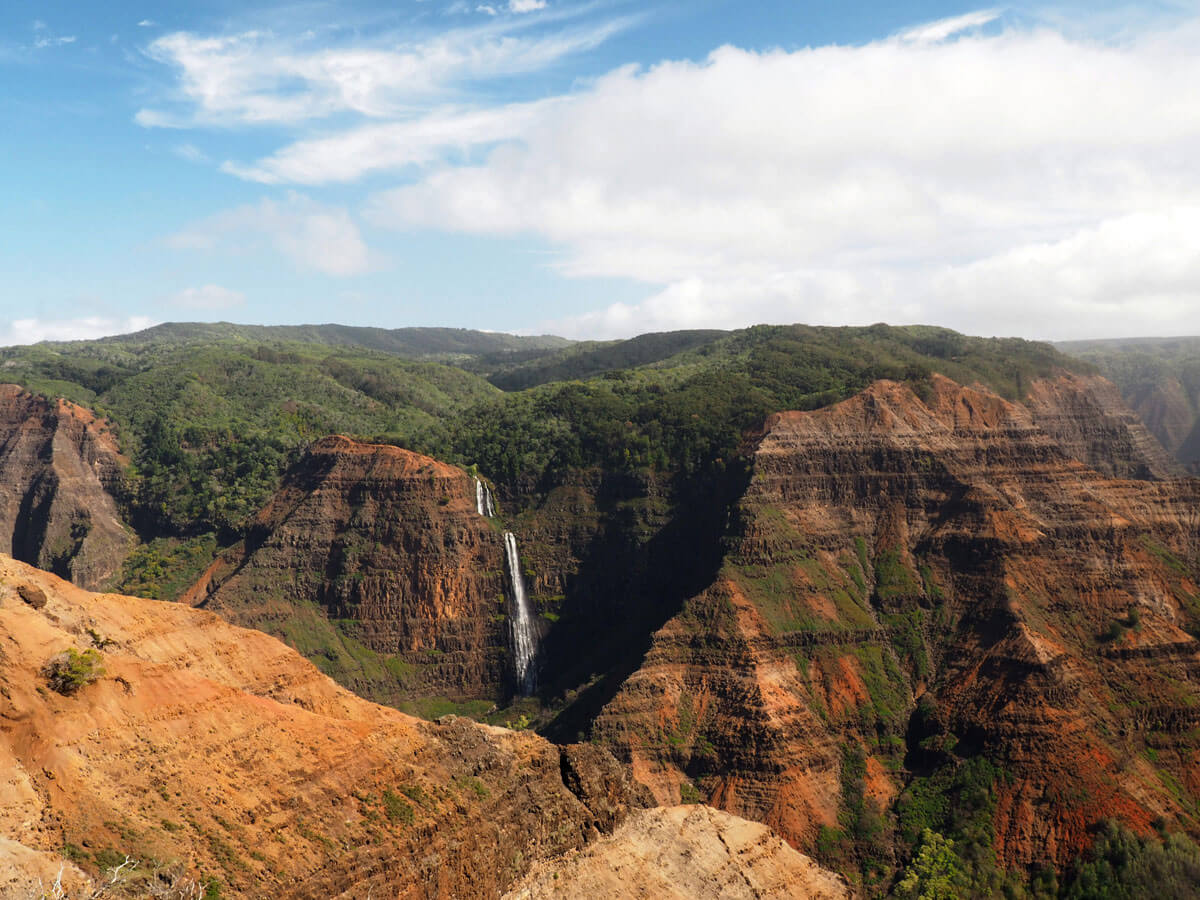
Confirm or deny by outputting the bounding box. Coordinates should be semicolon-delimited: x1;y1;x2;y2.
593;374;1200;872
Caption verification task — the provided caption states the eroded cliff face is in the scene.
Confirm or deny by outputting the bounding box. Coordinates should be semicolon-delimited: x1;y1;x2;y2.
1024;372;1182;479
0;558;656;898
594;374;1200;872
505;805;850;900
510;467;728;738
0;384;130;589
185;435;512;705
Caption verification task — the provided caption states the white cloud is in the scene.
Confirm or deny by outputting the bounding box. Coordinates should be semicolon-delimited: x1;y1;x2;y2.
477;5;499;16
138;19;156;28
167;193;374;276
0;316;157;346
137;16;628;127
509;0;547;12
353;15;1200;339
897;8;1002;43
33;34;76;49
168;284;246;310
223;99;556;183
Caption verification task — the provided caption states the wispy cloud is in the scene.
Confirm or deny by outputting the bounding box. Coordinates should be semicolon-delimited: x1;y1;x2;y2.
167;193;375;276
30;19;76;50
33;35;76;49
139;4;1200;340
509;0;548;12
138;19;156;28
172;143;210;164
897;8;1003;43
224;98;555;183
137;14;631;127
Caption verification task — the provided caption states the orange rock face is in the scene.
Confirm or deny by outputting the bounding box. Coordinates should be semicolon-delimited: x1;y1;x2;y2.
0;558;651;898
594;374;1200;871
0;384;130;589
187;435;513;703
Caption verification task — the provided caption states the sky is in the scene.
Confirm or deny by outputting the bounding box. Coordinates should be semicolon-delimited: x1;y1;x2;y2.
3;0;1200;344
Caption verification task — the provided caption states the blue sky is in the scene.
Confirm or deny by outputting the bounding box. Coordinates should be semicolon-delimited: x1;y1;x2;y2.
3;1;1200;343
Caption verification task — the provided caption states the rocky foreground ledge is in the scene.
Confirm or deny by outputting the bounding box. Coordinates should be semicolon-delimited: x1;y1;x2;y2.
0;557;843;898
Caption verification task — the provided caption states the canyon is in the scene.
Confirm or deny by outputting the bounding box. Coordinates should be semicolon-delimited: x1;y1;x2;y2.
2;323;1200;894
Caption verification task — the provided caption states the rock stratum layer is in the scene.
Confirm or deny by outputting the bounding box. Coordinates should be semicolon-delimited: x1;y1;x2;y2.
0;557;665;898
185;435;512;705
595;374;1200;872
0;385;130;589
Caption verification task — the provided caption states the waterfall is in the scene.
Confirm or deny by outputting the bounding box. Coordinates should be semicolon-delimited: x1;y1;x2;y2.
474;477;497;518
503;531;538;695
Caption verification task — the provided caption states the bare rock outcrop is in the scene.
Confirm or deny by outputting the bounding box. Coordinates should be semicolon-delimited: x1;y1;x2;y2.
505;805;850;900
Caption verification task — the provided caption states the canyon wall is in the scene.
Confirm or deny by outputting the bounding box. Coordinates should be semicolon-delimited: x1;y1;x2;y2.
186;435;512;705
0;384;130;589
593;374;1200;872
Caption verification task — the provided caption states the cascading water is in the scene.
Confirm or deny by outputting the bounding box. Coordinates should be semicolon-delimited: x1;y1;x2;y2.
474;477;497;518
503;531;538;695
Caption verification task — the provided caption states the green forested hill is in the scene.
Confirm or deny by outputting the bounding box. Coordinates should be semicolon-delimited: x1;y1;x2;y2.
0;321;1089;535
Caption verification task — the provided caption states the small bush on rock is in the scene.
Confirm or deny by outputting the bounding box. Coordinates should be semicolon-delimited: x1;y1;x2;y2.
43;647;105;695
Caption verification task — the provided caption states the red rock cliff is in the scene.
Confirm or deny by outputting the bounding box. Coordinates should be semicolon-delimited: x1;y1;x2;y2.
187;435;511;704
0;384;130;589
594;374;1200;871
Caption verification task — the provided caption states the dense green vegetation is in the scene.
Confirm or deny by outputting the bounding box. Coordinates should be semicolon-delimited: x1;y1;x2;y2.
0;331;503;541
453;323;1082;498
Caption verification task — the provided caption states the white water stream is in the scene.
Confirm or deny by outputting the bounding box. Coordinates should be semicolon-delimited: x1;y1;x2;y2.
503;531;538;695
474;477;497;518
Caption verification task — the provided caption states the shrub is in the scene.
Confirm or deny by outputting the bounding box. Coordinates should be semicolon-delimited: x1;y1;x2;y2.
382;789;414;824
43;647;105;694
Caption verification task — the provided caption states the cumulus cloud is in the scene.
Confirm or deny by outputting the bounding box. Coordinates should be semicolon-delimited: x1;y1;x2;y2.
168;284;246;310
0;316;157;347
167;193;374;276
352;13;1200;339
137;15;628;126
